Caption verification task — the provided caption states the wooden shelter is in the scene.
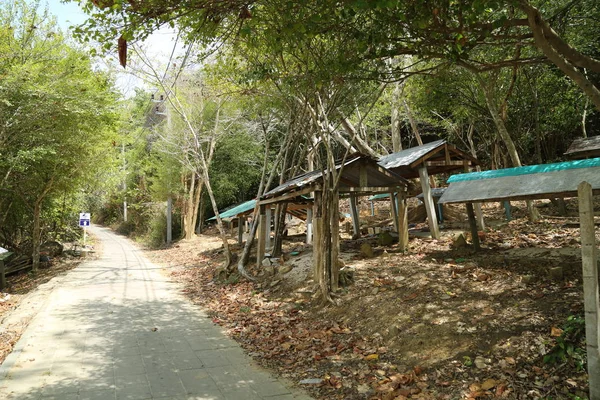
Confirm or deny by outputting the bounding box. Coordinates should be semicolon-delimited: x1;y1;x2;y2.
565;135;600;160
438;157;600;398
208;198;313;245
377;139;479;239
257;154;408;267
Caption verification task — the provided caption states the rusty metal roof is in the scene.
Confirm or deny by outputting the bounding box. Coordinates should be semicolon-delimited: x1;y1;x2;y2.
261;154;407;202
378;140;478;179
564;135;600;159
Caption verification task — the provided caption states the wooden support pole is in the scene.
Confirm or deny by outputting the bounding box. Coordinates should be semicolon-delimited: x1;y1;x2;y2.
418;166;440;239
466;203;481;251
475;203;485;230
503;201;512;221
350;194;361;239
257;204;266;268
237;216;244;245
578;181;600;400
265;206;272;251
397;191;409;251
306;206;313;244
390;193;399;232
0;260;5;290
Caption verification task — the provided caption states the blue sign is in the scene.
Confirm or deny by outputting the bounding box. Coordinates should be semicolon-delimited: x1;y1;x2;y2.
79;219;90;227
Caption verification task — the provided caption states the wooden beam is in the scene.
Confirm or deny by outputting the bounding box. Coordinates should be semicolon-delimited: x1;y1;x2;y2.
418;166;440;239
350;194;360;239
578;181;600;400
259;185;319;206
257;204;266;268
466;203;481;251
340;186;405;194
444;144;451;165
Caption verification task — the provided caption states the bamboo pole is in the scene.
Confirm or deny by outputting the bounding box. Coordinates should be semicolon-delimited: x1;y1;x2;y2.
418;166;440;239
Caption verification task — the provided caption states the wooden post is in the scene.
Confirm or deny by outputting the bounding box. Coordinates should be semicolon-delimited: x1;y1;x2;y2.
265;206;272;250
578;181;600;400
503;201;512;221
0;259;5;290
466;203;481;251
350;194;360;239
306;206;313;244
397;191;409;251
166;196;172;244
418;166;440;239
237;216;244;245
313;191;323;283
475;203;485;230
389;193;399;232
257;204;266;268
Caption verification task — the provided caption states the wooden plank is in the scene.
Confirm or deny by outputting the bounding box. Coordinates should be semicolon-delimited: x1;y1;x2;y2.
265;206;272;250
418;167;440;239
578;181;600;400
306;206;313;244
340;186;404;194
444;144;451;165
359;163;368;187
466;203;481;251
260;185;319;205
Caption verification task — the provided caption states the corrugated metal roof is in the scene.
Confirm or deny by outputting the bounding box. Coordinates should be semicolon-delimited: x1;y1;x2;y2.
378;140;446;169
439;158;600;204
208;199;256;221
564;135;600;158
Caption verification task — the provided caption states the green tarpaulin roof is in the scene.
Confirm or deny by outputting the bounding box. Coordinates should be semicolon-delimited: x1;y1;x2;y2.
207;200;256;221
447;158;600;183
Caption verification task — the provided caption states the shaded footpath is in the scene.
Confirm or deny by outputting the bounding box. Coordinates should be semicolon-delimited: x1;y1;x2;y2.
0;225;312;400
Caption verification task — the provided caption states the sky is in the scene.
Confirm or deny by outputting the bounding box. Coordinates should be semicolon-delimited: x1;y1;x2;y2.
45;0;181;97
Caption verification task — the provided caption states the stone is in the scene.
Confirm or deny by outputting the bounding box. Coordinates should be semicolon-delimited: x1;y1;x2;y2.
299;378;322;385
549;267;563;281
40;241;63;257
263;265;275;276
261;258;272;267
377;231;395;246
371;287;379;296
452;233;467;248
279;265;293;275
360;243;374;258
474;356;486;369
521;275;534;284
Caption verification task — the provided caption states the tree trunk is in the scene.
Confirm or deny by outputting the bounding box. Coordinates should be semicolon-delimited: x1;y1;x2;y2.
32;200;42;272
391;82;403;152
403;99;423;146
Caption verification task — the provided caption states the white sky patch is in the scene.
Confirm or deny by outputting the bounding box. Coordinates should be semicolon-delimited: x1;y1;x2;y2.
45;0;184;98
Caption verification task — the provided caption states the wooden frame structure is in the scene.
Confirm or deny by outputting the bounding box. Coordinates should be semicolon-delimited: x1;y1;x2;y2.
378;140;479;239
438;158;600;398
257;154;408;267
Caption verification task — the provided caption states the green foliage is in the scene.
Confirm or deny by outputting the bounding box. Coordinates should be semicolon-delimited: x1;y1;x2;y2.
0;0;119;252
543;315;587;371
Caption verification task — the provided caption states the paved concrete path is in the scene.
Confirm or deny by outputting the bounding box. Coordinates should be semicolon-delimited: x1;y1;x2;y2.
0;225;312;400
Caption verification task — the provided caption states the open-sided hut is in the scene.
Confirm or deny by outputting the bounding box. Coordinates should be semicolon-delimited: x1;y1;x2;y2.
257;154;408;267
378;139;479;238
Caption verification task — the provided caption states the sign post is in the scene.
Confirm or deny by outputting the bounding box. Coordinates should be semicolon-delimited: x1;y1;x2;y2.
79;213;91;246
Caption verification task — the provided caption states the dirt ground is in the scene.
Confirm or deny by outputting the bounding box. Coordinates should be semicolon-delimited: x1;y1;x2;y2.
146;199;597;399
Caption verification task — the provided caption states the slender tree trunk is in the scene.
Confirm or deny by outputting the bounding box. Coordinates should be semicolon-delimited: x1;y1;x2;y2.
183;173;196;240
32;200;42;272
391;82;403;152
403;99;423;146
